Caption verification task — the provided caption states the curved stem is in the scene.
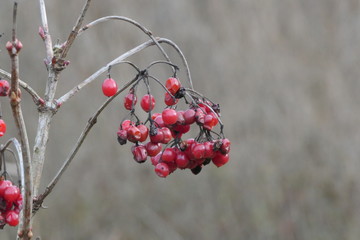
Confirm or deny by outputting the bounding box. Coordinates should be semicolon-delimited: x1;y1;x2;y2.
33;75;139;213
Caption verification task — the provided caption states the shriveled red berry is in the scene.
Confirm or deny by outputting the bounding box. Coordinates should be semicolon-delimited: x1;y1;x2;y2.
123;93;137;110
162;109;178;125
4;185;20;203
161;148;176;163
164;92;178;106
131;145;148;163
220;138;231;154
204;113;218;130
102;78;118;97
195;108;205;125
0;80;10;96
151;152;162;166
140;94;156;112
155;162;169;178
145;142;162;157
175;151;190;169
212;152;229;167
137;124;149;142
0;119;7;137
117;129;127;145
183;109;196;125
176;111;185;125
127;126;141;143
165;77;181;95
5;211;19;227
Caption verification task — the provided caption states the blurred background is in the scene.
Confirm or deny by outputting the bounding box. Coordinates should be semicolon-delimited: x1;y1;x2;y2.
1;0;360;239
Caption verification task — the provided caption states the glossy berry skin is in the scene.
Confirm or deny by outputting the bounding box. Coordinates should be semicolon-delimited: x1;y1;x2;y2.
204;113;218;130
3;185;20;203
0;80;10;96
140;94;156;112
161;127;172;144
161;148;176;163
117;129;127;145
102;78;118;97
121;120;134;131
5;211;19;227
127;126;141;143
137;124;149;142
164;92;178;106
175;151;190;169
165;77;181;95
0;119;6;137
145;142;162;157
183;109;196;125
150;129;164;143
212;152;229;167
151;152;161;166
204;141;216;159
154;115;165;128
124;93;137;110
155;162;170;178
191;143;205;159
162;109;178;125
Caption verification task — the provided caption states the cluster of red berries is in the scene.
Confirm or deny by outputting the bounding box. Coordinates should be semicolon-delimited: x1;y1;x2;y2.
108;72;230;178
0;178;22;228
0;79;9;137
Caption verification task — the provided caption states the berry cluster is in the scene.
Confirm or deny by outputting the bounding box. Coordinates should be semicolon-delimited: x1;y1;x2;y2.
107;67;231;178
0;178;22;228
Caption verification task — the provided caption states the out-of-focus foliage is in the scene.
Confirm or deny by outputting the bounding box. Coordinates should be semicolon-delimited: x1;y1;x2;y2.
1;0;360;239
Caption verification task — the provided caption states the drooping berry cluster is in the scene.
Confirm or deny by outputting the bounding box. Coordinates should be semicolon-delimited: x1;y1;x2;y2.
110;64;230;178
0;178;22;228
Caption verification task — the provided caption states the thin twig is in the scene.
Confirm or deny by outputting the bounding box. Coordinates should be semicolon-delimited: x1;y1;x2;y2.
8;2;33;239
57;39;157;105
39;0;53;60
34;75;139;212
0;69;43;105
60;0;92;59
78;16;175;73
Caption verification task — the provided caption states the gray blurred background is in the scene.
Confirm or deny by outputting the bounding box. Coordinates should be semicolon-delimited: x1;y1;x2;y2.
1;0;360;239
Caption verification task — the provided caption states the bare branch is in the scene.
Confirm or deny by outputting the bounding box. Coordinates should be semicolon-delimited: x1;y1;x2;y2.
34;75;139;212
8;2;33;239
61;0;92;59
57;39;156;105
0;69;43;105
78;16;174;72
39;0;53;60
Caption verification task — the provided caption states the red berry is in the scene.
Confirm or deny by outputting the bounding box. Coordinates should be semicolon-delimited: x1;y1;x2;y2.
173;124;190;134
191;142;205;159
127;126;141;143
131;145;148;163
137;124;149;142
0;80;10;97
212;152;229;167
0;119;6;137
150;128;164;143
183;109;196;125
164;92;178;106
117;129;127;145
145;142;162;157
195;108;205;125
220;138;231;154
204;113;218;130
161;148;176;163
154;115;165;128
161;127;172;144
165;77;181;95
4;185;20;203
162;109;178;125
176;111;185;125
5;211;19;227
0;180;12;197
120;120;134;131
102;78;118;97
151;152;162;166
204;141;215;159
123;93;137;110
155;163;169;178
175;151;190;169
140;94;156;112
